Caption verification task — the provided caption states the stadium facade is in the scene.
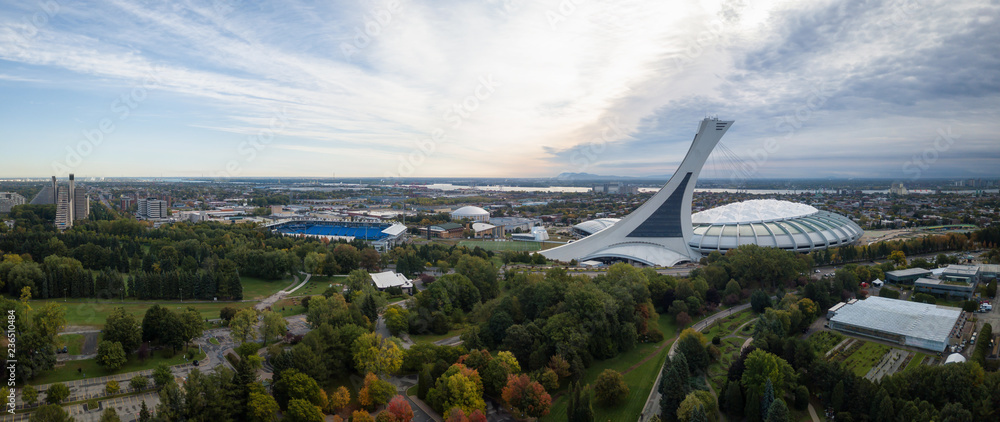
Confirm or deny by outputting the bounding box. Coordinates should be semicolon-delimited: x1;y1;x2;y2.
541;117;734;266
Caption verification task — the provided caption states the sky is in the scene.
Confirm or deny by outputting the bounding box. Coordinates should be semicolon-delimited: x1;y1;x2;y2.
0;0;998;180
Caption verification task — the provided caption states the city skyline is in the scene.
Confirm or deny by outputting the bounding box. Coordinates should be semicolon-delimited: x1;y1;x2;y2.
1;0;998;179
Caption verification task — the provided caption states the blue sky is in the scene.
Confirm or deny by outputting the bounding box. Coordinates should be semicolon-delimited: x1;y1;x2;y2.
0;0;997;179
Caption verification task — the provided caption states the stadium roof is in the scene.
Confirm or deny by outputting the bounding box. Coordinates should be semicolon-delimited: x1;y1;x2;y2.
573;218;621;236
471;222;496;232
691;199;817;224
829;296;960;345
451;206;489;216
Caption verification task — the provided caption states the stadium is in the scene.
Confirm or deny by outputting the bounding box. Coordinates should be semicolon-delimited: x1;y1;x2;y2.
573;199;862;256
268;220;407;251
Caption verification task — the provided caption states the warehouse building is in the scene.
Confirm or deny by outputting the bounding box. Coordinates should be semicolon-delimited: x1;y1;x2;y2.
827;296;963;352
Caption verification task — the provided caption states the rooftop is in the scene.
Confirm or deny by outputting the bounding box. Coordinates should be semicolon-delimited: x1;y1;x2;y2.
691;199;818;225
942;264;980;276
370;271;412;289
829;296;961;345
886;268;933;277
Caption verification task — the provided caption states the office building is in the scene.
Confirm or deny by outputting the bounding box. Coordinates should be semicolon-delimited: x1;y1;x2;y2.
138;198;169;219
0;192;26;213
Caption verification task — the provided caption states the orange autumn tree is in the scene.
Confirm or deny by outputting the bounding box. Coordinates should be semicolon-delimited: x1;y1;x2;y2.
501;374;552;418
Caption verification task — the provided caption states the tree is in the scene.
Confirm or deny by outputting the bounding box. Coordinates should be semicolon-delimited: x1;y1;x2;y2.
97;341;128;372
358;372;396;410
248;391;280;422
105;380;121;395
328;386;351;413
179;307;204;347
100;407;122;422
765;398;790;422
153;363;174;388
139;401;150;422
262;311;288;344
568;382;594;422
273;369;324;410
22;384;38;406
660;354;691;422
384;305;409;336
676;329;709;373
29;404;72;422
750;290;772;313
353;332;404;377
285;398;324;422
501;374;552;418
351;410;375;422
593;369;629;407
45;383;70;404
130;375;149;391
386;395;415;422
426;364;486;415
740;350;794;398
220;306;238;322
230;308;259;343
103;307;141;353
888;250;907;266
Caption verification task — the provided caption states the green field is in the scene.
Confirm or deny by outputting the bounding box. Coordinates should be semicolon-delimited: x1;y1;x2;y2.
457;240;542;251
289;275;343;297
904;352;928;372
240;276;295;300
57;334;87;355
542;314;679;422
408;324;468;345
274;298;307;317
30;348;207;385
34;299;255;328
842;341;890;377
809;331;846;355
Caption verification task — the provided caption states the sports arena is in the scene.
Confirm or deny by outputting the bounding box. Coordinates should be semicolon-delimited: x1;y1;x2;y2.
268;220;407;251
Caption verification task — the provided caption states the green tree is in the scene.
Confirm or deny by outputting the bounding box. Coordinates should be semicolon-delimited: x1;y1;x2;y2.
285;398;324;422
568;382;594;422
750;290;772;313
273;369;323;410
130;375;149;391
230;308;258;344
248;391;280;422
29;404;72;422
660;353;690;422
740;350;794;398
353;332;403;377
262;311;288;344
384;305;409;336
103;307;141;353
765;398;790;422
676;329;709;373
153;363;174;388
105;380;121;395
593;369;629;407
100;407;121;422
45;382;70;404
97;341;128;372
426;364;486;415
22;384;38;406
139;401;150;422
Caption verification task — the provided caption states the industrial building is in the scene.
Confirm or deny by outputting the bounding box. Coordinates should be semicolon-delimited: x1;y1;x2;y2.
269;220;407;251
827;296;964;352
0;192;26;213
885;268;933;284
941;264;980;283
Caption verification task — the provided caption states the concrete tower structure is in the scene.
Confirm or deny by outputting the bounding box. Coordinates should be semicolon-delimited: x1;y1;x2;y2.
541;117;734;266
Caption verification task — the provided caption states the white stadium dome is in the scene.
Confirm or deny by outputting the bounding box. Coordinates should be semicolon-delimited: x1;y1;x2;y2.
573;199;862;255
572;218;621;237
689;199;862;254
451;206;490;221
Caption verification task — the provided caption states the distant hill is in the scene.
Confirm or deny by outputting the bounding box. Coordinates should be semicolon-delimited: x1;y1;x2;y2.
552;172;672;180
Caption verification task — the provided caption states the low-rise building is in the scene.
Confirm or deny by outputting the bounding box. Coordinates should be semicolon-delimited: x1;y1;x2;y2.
370;271;413;294
827;296;963;352
941;264;980;283
913;277;976;299
885;268;932;284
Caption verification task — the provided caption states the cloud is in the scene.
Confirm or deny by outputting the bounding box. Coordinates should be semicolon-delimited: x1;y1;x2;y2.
0;0;997;178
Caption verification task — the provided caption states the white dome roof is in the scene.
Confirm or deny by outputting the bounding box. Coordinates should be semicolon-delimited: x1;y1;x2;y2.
451;206;489;216
573;218;621;236
944;353;967;364
692;199;818;224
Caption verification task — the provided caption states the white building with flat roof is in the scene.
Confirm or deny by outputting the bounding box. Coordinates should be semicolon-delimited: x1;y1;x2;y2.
370;271;413;293
827;296;962;352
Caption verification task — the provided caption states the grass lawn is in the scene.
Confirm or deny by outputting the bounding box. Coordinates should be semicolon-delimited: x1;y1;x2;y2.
240;276;295;300
30;348;207;385
209;338;220;346
542;314;680;422
409;324;468;344
457;240;542;251
904;352;928;372
34;299;256;328
289;275;343;297
275;298;307;317
702;309;755;340
57;334;87;355
841;341;890;377
809;331;846;355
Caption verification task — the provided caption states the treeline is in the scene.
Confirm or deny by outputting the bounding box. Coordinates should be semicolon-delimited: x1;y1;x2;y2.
810;231;975;266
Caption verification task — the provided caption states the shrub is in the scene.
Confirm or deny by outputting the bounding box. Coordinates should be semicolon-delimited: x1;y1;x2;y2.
712;336;722;345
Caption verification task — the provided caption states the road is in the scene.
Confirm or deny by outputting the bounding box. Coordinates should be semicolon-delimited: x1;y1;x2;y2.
255;272;310;311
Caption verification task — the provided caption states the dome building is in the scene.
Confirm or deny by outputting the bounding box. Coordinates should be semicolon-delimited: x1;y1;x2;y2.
572;218;621;237
451;206;490;222
689;199;863;254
